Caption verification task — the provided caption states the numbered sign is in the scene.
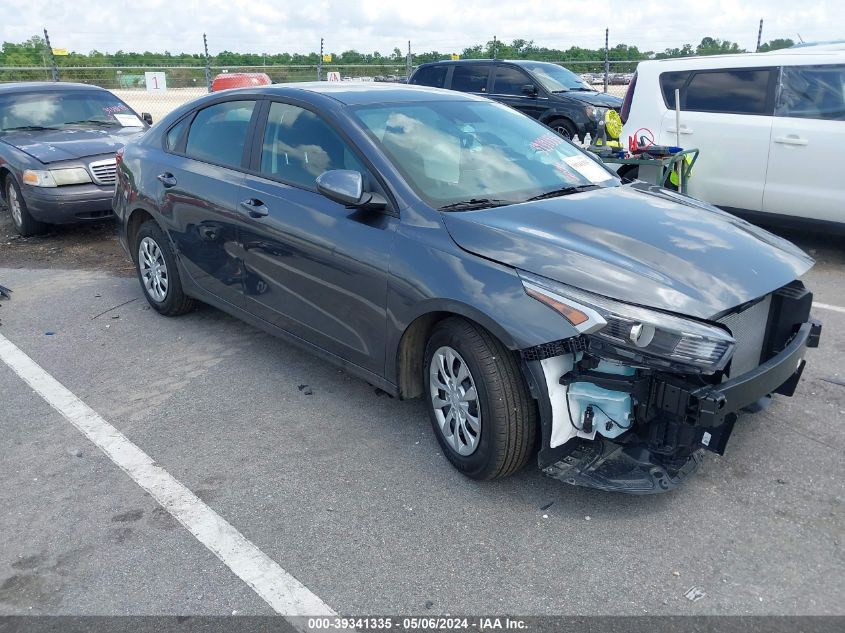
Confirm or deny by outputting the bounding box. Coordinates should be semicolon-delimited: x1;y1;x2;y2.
144;72;167;92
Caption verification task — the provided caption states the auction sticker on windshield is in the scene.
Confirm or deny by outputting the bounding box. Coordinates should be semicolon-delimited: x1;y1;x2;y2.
114;113;144;127
563;155;615;182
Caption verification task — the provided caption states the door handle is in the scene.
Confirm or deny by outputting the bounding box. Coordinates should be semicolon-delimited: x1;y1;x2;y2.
240;198;269;218
773;136;808;146
157;173;177;187
666;126;693;134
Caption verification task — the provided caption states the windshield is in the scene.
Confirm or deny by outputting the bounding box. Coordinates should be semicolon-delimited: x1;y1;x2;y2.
352;100;617;209
0;90;143;132
520;62;593;92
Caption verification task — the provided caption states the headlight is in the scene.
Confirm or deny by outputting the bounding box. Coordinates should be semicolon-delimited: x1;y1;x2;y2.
23;168;92;188
520;271;735;374
584;105;606;120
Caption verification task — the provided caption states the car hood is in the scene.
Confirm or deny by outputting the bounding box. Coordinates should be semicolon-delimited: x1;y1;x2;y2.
1;126;145;163
561;90;623;108
441;185;814;319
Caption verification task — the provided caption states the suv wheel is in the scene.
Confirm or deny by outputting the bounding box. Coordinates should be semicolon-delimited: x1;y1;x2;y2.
5;177;46;237
135;220;195;316
549;118;577;141
424;317;536;480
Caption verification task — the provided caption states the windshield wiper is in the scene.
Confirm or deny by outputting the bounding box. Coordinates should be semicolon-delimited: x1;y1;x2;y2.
3;125;59;131
525;184;600;201
63;119;116;126
438;198;511;211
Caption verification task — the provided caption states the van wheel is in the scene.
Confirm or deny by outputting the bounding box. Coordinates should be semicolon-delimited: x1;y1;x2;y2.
5;177;47;237
549;118;577;141
424;317;536;480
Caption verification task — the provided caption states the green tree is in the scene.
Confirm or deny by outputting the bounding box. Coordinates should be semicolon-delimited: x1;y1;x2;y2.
758;38;794;52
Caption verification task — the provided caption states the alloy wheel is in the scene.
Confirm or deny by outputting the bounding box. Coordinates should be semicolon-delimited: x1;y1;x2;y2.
138;236;169;302
8;184;22;227
428;345;481;456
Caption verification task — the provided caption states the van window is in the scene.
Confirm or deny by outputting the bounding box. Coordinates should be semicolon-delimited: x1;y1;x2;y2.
776;64;845;121
410;65;448;89
492;66;533;95
684;69;774;115
451;65;490;93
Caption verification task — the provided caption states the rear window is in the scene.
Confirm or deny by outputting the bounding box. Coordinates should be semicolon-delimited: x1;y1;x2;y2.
684;69;775;115
185;100;256;168
451;65;491;93
410;65;447;89
776;64;845;121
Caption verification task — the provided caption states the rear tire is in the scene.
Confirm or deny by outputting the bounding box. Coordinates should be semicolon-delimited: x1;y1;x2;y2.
5;177;47;237
424;317;536;480
134;220;195;316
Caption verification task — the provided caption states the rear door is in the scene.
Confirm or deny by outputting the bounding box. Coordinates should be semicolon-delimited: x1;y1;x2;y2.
236;100;398;374
763;63;845;223
658;67;776;211
158;99;260;307
489;64;546;119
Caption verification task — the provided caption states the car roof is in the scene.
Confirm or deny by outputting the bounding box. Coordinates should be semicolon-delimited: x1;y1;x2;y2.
415;58;559;68
639;49;844;71
236;82;489;106
0;81;110;94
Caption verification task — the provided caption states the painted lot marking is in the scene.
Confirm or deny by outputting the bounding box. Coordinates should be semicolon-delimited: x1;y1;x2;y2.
815;302;845;315
0;331;334;625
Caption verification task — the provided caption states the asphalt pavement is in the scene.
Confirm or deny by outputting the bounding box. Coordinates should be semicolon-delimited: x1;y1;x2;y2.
0;228;843;618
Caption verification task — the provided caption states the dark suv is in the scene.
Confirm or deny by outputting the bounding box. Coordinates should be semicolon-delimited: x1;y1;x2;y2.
409;59;622;141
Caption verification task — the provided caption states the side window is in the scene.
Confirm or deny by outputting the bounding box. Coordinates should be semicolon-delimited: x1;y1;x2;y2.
410;66;447;88
684;69;774;115
165;116;190;152
184;100;256;168
451;65;491;93
659;71;691;108
492;66;533;95
260;102;368;190
776;64;845;121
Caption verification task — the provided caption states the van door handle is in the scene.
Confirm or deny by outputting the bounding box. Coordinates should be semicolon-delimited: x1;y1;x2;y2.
157;173;177;187
774;135;808;146
666;126;693;134
240;198;269;218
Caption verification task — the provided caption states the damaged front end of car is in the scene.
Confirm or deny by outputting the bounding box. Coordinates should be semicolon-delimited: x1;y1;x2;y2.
518;271;822;494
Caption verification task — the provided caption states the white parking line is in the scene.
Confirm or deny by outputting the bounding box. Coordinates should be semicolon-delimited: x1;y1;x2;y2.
0;332;335;625
815;302;845;315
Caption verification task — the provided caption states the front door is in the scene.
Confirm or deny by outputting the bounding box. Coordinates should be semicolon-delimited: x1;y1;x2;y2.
236;101;398;375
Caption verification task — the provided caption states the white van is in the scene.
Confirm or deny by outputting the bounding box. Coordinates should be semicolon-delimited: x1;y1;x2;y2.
620;48;845;230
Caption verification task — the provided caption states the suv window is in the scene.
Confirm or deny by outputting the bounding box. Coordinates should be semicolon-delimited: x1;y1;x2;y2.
683;69;774;115
260;102;368;190
492;66;533;95
776;64;845;121
451;65;490;93
659;71;692;108
185;100;256;167
410;65;447;89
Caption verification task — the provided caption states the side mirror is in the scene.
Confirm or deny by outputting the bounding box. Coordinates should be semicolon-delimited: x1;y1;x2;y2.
316;170;386;210
521;84;538;97
141;112;153;125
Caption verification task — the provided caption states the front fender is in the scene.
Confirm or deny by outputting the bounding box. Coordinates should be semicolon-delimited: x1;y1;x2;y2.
385;222;578;383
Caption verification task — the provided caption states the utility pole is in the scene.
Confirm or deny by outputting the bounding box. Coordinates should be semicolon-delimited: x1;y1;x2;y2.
203;33;211;92
603;28;609;94
492;35;498;60
756;19;764;52
318;38;323;81
43;28;58;82
406;40;412;79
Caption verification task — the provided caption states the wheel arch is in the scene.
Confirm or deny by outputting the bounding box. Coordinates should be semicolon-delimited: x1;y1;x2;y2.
125;207;157;262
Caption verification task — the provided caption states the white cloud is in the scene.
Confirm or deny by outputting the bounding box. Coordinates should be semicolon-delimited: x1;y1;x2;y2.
2;0;841;56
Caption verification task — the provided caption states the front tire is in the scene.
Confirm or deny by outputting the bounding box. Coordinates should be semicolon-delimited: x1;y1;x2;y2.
5;177;46;237
135;220;194;316
424;317;536;480
548;118;577;141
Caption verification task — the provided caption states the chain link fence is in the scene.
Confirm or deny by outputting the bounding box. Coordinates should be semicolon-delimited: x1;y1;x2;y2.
0;61;633;122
